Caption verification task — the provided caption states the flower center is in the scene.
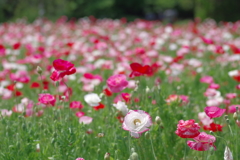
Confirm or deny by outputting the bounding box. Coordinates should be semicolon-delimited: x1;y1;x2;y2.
133;119;141;126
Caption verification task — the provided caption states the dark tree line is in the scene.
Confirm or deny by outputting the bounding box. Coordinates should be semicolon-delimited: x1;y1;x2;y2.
0;0;239;22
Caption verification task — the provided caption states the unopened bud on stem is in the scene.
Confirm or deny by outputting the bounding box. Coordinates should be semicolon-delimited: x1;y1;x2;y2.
37;66;42;74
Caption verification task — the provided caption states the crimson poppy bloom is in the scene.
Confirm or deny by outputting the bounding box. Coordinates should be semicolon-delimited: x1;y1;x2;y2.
129;62;153;78
50;59;76;81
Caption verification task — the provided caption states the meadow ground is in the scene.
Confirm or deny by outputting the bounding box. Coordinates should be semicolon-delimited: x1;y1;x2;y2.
0;17;239;160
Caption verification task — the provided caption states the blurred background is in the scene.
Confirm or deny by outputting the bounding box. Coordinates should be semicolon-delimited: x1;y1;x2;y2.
0;0;240;23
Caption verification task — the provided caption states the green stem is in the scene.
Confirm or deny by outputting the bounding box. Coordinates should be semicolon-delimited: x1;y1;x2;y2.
184;139;187;160
150;133;157;160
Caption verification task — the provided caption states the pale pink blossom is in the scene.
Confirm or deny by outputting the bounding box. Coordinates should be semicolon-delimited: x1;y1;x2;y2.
79;116;93;124
1;109;12;117
198;112;213;126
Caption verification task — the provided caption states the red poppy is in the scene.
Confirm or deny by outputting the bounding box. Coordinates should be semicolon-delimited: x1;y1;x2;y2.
103;88;112;96
203;122;223;132
129;62;153;78
31;82;40;88
13;42;21;50
93;103;105;110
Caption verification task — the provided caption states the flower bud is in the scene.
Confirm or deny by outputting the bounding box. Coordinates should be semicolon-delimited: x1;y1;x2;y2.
97;148;100;154
155;116;161;125
233;112;238;120
145;86;150;93
36;143;40;152
130;152;139;160
37;66;42;74
144;131;150;139
104;152;110;160
97;133;104;138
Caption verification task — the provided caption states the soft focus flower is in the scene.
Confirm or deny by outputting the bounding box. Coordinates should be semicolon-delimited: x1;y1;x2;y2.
93;103;105;110
225;93;237;99
228;105;240;114
200;76;214;84
75;111;85;117
122;110;152;138
70;101;84;109
175;119;201;138
38;93;56;106
113;101;129;116
166;94;189;105
228;70;240;82
1;109;13;117
198;112;213;126
107;74;128;93
204;106;226;118
84;93;101;106
187;132;216;151
76;158;85;160
79;116;93;124
203;122;223;132
208;83;220;89
129;62;153;78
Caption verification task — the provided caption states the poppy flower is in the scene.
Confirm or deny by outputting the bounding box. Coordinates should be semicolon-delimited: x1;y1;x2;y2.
93;103;105;110
50;59;76;81
70;101;84;109
203;122;223;132
38;93;56;106
187;132;216;151
175;119;200;138
129;63;153;78
84;93;101;107
204;106;226;119
107;74;128;93
122;110;152;138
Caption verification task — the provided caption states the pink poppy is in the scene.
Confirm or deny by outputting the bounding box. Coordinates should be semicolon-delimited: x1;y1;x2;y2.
187;132;216;151
107;74;128;93
225;93;237;99
208;83;220;89
53;59;74;71
70;101;84;109
200;76;214;84
38;93;56;106
228;105;240;114
75;111;85;118
204;106;226;118
175;119;200;138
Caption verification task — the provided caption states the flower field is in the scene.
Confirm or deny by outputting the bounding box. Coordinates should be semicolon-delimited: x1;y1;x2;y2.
0;17;240;160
